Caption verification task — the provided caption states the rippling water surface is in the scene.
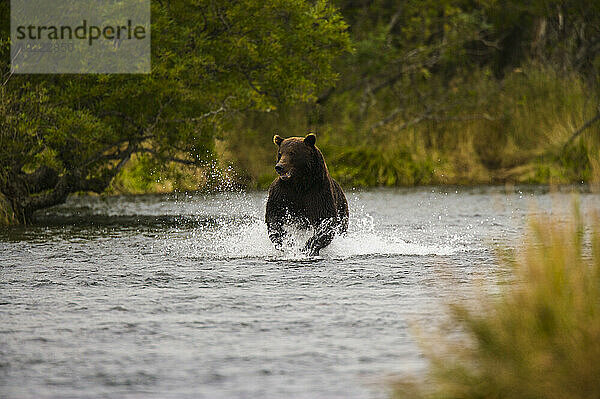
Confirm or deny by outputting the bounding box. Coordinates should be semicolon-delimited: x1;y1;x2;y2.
1;186;598;399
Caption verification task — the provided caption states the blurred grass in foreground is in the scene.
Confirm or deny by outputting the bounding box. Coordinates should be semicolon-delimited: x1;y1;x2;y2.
393;203;600;399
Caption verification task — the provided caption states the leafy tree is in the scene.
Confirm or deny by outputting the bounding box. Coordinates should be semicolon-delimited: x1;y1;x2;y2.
0;0;350;224
221;0;599;189
319;0;600;133
311;0;493;141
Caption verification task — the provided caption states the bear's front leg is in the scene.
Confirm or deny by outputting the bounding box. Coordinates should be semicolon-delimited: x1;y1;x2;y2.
302;219;336;256
265;190;289;250
267;220;286;250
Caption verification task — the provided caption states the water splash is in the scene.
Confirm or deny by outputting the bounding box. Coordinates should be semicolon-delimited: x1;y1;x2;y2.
166;209;462;261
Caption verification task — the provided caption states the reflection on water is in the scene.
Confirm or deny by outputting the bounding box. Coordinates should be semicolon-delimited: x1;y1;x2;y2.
1;186;598;399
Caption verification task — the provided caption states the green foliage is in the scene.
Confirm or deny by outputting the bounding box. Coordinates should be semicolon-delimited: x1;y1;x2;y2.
393;205;600;399
107;154;206;194
0;0;351;222
4;0;600;204
325;146;437;187
229;64;600;188
332;0;600;185
224;0;600;188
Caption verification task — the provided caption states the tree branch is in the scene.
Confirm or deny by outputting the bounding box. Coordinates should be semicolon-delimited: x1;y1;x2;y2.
22;175;71;217
164;96;232;123
370;102;495;132
78;143;137;193
2;47;22;87
138;148;199;165
20;166;59;194
562;108;600;150
164;106;226;123
144;98;172;134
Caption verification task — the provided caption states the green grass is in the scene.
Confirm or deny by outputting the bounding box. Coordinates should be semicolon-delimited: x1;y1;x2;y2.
107;153;207;195
392;203;600;399
217;64;600;190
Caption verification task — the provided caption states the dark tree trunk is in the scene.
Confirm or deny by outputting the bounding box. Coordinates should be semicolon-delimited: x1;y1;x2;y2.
1;166;64;224
0;146;135;225
0;192;18;226
1;168;86;225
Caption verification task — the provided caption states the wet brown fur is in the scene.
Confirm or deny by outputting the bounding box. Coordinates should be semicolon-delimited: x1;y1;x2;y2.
265;134;349;255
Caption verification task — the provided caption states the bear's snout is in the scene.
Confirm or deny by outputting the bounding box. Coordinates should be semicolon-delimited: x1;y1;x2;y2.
275;162;292;181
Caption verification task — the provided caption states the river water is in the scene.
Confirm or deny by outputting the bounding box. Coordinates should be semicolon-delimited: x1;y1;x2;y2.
1;186;598;399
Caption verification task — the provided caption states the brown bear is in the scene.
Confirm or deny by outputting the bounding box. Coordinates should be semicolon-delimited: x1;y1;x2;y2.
265;133;349;256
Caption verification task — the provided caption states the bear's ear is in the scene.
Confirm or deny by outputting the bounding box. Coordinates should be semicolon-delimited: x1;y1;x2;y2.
273;135;284;146
304;133;316;147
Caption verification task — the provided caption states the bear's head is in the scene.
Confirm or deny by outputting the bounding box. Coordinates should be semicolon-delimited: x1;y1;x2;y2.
273;133;327;187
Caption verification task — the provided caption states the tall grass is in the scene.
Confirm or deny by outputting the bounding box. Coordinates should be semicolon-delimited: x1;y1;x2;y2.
109;64;600;193
326;66;599;186
392;205;600;399
220;64;600;189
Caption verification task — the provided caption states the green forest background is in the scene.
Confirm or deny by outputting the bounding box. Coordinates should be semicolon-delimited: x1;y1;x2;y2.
2;0;600;224
227;0;600;191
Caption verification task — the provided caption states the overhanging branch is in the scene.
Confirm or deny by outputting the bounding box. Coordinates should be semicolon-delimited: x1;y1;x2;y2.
138;148;199;166
562;108;600;150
